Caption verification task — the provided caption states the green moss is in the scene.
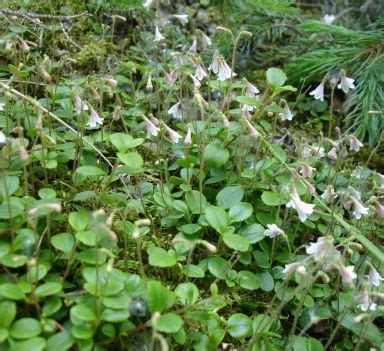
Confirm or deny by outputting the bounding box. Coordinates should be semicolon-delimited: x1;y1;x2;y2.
76;40;108;71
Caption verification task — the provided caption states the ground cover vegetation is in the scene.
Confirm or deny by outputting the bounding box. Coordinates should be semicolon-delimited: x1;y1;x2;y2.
0;0;383;350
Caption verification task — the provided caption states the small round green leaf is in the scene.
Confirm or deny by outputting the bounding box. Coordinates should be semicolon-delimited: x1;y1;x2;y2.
10;318;42;339
154;313;183;333
229;202;253;223
70;304;96;322
35;282;62;297
266;67;287;88
227;313;252;339
223;233;250;252
75;166;106;176
204;142;229;168
51;233;75;253
175;283;199;305
147;246;176;268
216;185;244;209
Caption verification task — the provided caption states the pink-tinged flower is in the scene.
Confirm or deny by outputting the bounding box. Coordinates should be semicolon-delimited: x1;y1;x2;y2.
338;76;355;94
164;72;174;85
74;95;88;115
305;180;315;195
286;187;315;222
189;74;201;89
208;54;236;81
173;14;188;25
0;131;7;144
154;26;164;42
143;0;153;8
246;81;260;97
150;115;159;126
164;124;181;144
378;173;384;189
241;107;252;121
322;14;336;25
201;32;212;47
311;146;325;158
339;265;357;285
306;237;332;262
279;103;294;121
184;128;192;146
143;116;160;137
264;224;284;238
20;40;30;53
107;78;117;88
368;266;383;287
376;203;384;218
188;38;197;54
349;136;363;152
244;119;259;140
170;70;179;81
88;107;103;128
309;82;325;101
146;75;153;92
358;289;377;312
195;64;207;81
243;81;260;111
283;262;303;275
352;198;369;220
327;147;338;160
222;114;230;129
300;165;316;178
171;52;184;67
168;102;181;119
194;92;208;108
321;185;335;203
4;41;12;53
19;146;28;161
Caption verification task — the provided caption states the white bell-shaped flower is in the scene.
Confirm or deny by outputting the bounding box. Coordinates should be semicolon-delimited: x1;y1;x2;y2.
338;265;357;285
87;107;103;128
338;76;355;94
154;26;165;42
349;136;363;152
368;266;383;287
208;54;236;81
352;198;369;220
286;187;315;222
264;224;284;238
279;102;294;121
309;82;325;101
143;116;160;137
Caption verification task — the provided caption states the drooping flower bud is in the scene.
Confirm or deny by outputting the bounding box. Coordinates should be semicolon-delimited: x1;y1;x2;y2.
20;39;30;53
146;75;153;92
108;78;118;88
184;128;192;146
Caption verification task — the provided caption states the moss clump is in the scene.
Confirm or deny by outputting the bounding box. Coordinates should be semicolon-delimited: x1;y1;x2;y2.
76;40;108;71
